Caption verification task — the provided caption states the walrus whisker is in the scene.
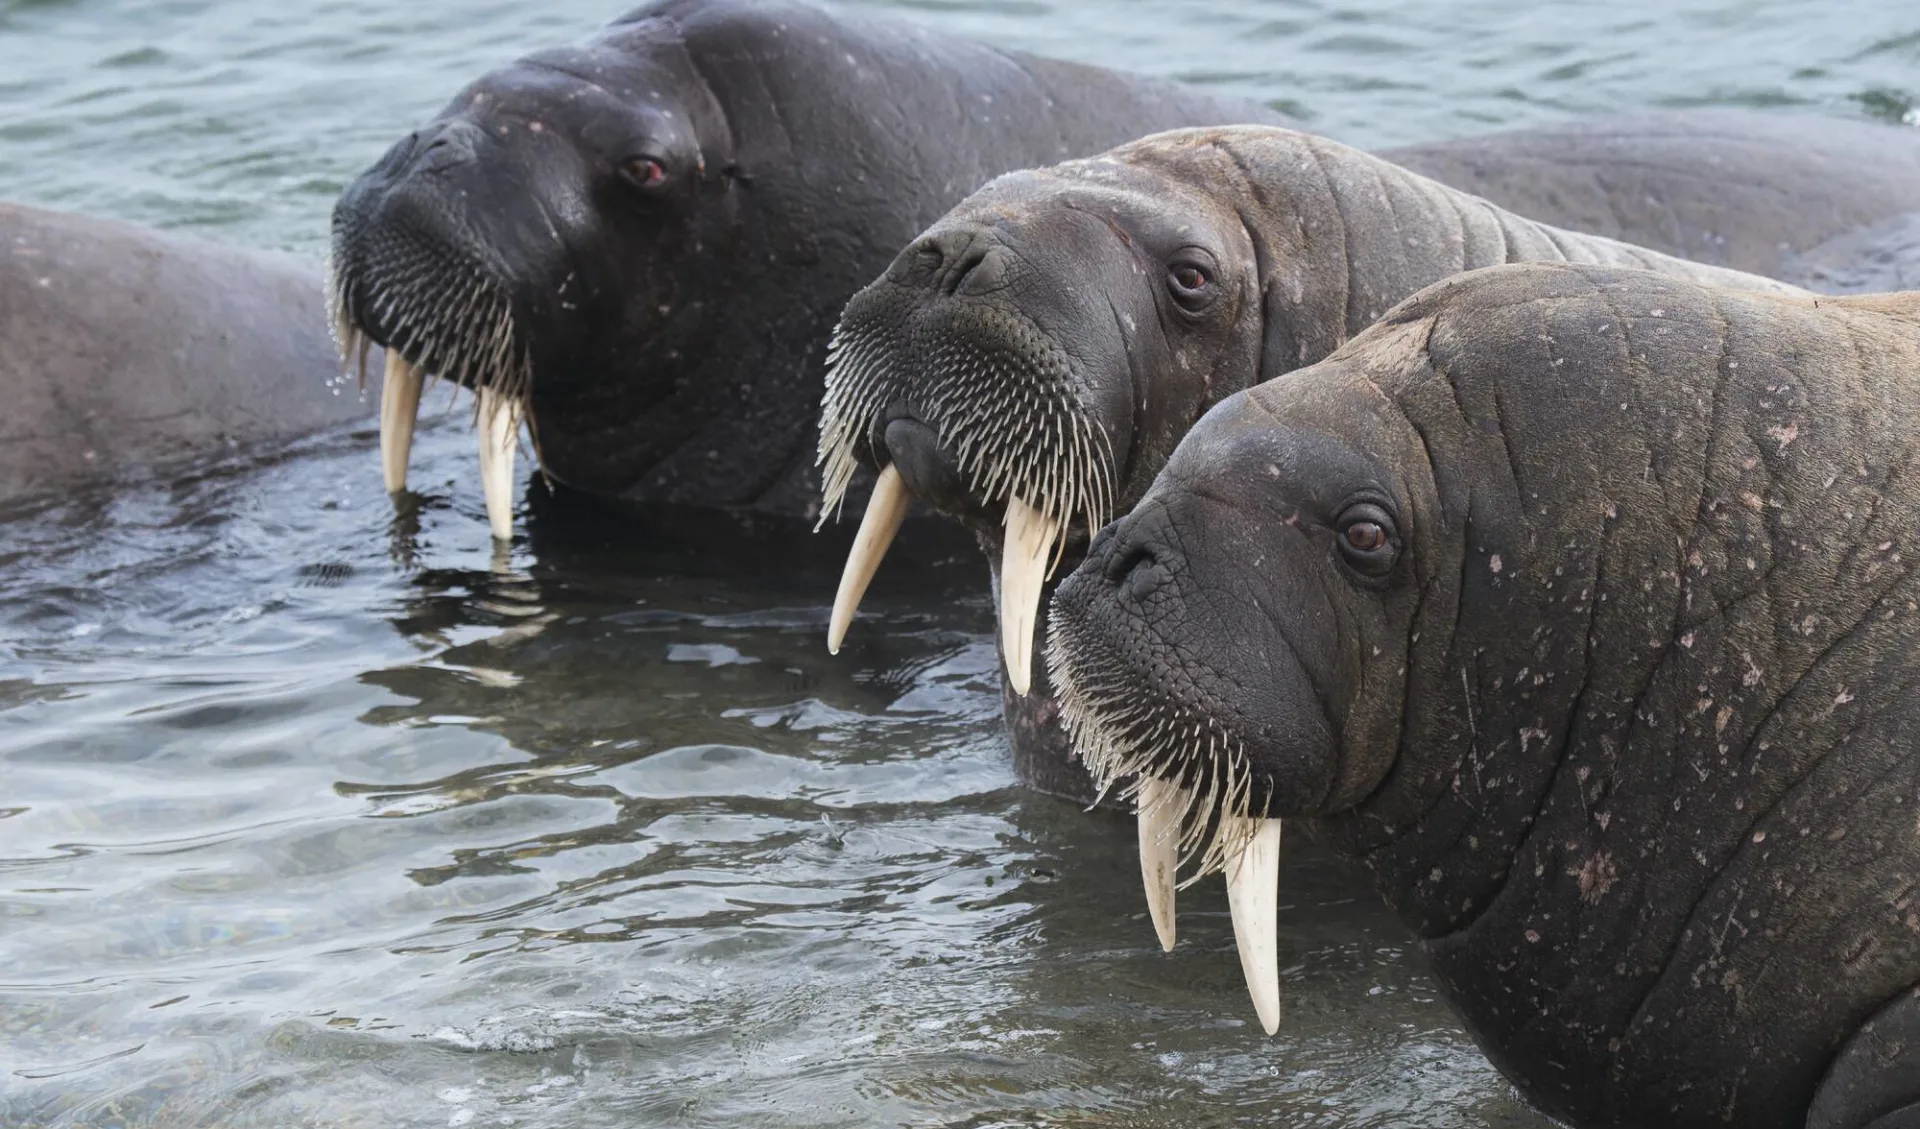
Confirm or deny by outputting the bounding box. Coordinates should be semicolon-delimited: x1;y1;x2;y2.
329;230;534;536
1050;605;1285;1034
818;307;1115;663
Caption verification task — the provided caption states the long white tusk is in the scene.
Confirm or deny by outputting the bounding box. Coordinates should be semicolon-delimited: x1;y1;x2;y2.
1222;814;1284;1036
827;464;912;654
1137;776;1186;952
380;351;424;494
476;386;520;543
999;496;1063;695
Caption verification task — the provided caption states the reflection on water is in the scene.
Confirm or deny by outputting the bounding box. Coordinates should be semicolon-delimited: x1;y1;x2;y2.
0;423;1542;1127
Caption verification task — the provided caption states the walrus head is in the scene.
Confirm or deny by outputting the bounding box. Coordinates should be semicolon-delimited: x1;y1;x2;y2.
1045;344;1430;1033
329;11;743;539
819;133;1277;690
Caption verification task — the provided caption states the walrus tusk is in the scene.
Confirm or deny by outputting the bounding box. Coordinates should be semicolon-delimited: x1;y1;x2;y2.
1138;776;1185;952
380;352;424;494
477;386;519;542
1000;496;1063;695
828;464;912;654
1223;813;1284;1036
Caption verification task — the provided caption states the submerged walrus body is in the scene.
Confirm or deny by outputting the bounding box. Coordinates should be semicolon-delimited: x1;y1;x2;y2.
1047;262;1920;1128
0;202;384;505
818;125;1802;802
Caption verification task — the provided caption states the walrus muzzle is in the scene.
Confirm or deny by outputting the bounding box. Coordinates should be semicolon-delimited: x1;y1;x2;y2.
329;119;549;542
819;223;1123;691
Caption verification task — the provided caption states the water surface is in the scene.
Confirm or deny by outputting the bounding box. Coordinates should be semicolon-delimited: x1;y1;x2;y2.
3;0;1918;1125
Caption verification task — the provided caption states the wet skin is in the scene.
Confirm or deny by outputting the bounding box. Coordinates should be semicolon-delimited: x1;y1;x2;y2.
1048;262;1920;1129
0;201;386;505
821;121;1879;804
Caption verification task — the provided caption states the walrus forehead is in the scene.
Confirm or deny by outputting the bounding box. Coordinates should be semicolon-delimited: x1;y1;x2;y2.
452;46;707;148
1205;367;1408;467
962;159;1226;235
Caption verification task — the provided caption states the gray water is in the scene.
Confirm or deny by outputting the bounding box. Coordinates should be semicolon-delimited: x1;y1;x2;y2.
1;1;1917;1126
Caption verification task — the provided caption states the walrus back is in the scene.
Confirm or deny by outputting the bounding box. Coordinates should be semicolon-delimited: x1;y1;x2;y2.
1336;262;1920;1127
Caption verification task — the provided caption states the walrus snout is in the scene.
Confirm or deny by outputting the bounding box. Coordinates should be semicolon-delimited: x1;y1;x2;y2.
894;226;1009;297
413;119;487;175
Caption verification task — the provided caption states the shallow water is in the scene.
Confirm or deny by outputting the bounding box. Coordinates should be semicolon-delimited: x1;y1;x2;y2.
2;0;1918;1126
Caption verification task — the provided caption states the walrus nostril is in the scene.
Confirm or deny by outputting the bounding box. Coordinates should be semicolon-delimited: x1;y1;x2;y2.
908;228;1000;296
1111;541;1162;598
414;121;485;174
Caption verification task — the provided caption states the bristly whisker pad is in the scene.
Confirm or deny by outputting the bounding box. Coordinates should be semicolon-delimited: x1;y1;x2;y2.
1047;600;1270;884
816;301;1116;544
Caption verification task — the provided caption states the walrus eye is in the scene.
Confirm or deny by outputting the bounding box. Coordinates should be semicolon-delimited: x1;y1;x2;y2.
1168;263;1211;301
1336;503;1398;576
1346;522;1386;551
621;156;667;189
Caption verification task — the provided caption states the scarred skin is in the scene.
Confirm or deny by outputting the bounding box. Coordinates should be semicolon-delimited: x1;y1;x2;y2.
1048;262;1920;1128
0;202;384;504
822;124;1810;805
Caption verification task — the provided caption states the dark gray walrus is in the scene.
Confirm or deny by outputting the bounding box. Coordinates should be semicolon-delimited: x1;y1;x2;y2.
1046;261;1920;1129
326;0;1296;542
1;202;382;505
817;124;1804;802
329;0;1920;545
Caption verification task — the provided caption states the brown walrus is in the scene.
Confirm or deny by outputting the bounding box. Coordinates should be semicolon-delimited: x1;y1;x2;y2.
1048;261;1920;1129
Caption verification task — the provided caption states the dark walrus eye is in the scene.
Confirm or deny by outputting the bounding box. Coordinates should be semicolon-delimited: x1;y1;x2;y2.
1336;503;1398;577
1167;261;1213;310
621;155;667;190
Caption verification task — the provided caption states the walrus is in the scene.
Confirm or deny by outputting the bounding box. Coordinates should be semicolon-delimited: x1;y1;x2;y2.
331;0;1920;545
326;0;1297;542
817;124;1807;801
1045;261;1920;1129
0;201;384;505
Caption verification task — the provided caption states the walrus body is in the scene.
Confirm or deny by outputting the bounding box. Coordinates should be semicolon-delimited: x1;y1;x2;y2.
1385;109;1920;286
0;202;382;505
1047;262;1920;1128
817;125;1802;804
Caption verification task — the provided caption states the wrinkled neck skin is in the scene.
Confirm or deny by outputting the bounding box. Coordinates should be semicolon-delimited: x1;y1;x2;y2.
1309;279;1920;1126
